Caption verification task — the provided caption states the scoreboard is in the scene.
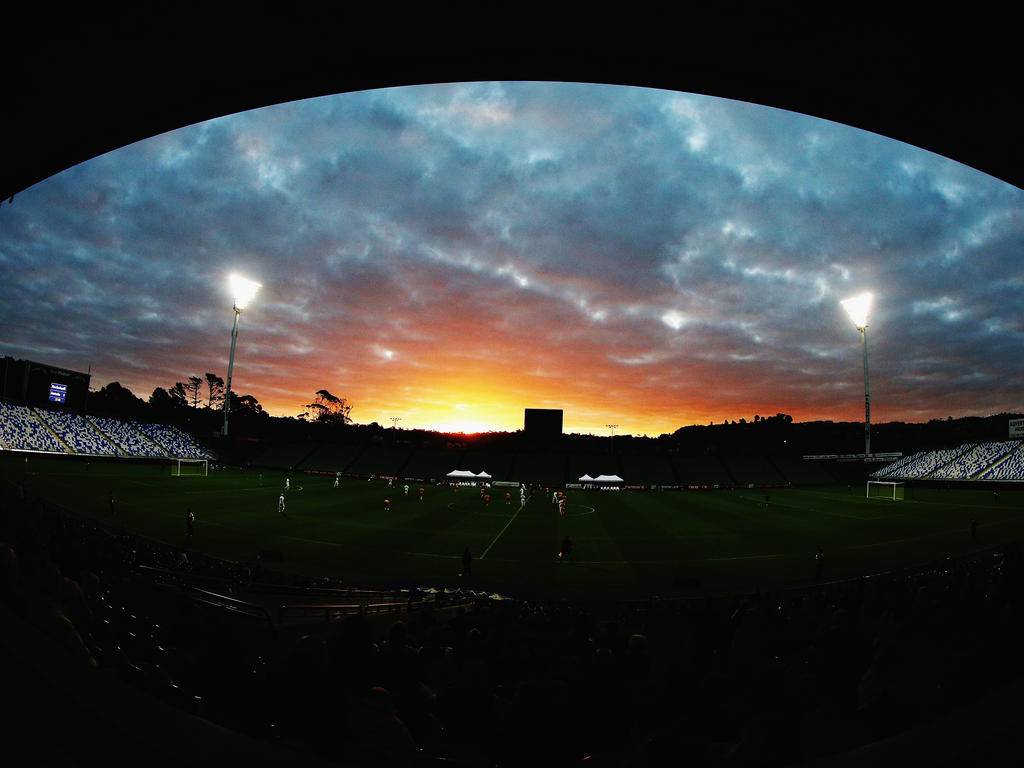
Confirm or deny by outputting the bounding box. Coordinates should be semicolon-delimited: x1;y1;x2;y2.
1;357;90;412
524;408;563;440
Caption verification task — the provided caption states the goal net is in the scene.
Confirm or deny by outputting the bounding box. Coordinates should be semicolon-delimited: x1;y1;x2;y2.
866;480;904;500
172;458;208;477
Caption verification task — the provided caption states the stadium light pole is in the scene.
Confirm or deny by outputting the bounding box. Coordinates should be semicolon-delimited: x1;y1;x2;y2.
222;274;261;438
606;424;618;455
841;292;873;456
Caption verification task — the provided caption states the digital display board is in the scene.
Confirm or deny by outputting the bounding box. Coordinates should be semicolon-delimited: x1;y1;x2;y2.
48;382;68;403
524;408;563;439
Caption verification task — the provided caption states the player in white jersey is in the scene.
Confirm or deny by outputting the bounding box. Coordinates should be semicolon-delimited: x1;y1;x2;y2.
285;477;290;491
334;474;340;489
404;484;409;496
278;493;287;516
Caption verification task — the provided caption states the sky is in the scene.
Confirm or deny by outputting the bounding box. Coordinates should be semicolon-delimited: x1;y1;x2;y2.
1;81;1023;436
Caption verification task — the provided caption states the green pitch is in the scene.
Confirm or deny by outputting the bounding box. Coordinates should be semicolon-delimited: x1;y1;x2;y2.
5;455;1023;602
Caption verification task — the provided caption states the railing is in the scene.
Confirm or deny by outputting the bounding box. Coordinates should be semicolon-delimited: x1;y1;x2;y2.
278;600;410;622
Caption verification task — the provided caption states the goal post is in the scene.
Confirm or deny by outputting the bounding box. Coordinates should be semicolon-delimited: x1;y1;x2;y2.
172;458;208;477
866;480;904;500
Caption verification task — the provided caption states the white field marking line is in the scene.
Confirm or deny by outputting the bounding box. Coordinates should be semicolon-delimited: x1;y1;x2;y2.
404;552;460;560
845;519;1018;550
283;536;345;547
448;502;517;519
479;504;526;560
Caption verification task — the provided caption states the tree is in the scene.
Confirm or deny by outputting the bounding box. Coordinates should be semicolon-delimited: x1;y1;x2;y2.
234;393;264;416
204;372;225;409
149;386;186;415
168;382;189;408
305;389;352;425
176;377;202;408
90;382;147;418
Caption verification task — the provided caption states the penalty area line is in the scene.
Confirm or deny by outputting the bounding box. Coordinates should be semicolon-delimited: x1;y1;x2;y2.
480;504;525;560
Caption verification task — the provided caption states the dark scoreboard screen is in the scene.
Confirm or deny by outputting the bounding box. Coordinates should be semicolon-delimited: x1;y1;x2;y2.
524;408;563;438
1;358;90;412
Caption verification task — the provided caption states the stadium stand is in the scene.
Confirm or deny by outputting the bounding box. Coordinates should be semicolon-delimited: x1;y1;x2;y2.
251;441;323;471
35;408;120;455
978;442;1024;481
511;451;567;485
931;441;1023;480
722;454;788;486
670;454;732;486
402;448;467;480
459;450;514;482
771;455;841;485
871;450;929;479
0;402;68;453
133;422;211;459
617;453;676;485
87;415;168;457
344;444;413;477
300;441;367;474
873;444;975;480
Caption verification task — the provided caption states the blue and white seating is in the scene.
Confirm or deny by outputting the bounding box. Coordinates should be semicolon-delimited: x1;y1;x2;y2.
932;441;1021;480
977;442;1024;481
133;422;210;459
88;416;167;457
35;408;119;455
0;402;68;453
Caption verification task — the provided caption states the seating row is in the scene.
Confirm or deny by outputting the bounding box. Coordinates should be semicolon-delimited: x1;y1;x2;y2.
0;401;210;459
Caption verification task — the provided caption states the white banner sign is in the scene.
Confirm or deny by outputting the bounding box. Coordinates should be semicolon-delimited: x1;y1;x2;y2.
1010;418;1024;438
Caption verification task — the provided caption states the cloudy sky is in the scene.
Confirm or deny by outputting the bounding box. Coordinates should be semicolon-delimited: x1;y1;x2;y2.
1;81;1022;435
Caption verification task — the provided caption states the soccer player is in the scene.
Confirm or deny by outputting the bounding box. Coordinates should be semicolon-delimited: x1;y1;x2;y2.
552;491;558;505
278;493;287;517
384;498;391;511
419;487;425;502
334;474;340;489
484;493;490;508
285;477;290;492
505;492;511;505
404;484;409;496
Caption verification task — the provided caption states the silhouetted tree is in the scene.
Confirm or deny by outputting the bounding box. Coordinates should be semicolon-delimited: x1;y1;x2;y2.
90;382;147;418
204;372;225;409
304;389;352;425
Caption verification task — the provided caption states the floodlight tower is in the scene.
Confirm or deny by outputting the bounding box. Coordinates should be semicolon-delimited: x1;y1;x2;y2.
222;274;261;437
606;424;618;455
841;292;873;456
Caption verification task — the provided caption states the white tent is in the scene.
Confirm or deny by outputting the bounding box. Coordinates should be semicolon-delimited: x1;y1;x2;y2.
475;471;492;479
579;474;595;482
593;474;623;483
446;469;477;479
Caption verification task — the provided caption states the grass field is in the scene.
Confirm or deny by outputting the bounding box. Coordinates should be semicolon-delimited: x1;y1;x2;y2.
4;454;1023;602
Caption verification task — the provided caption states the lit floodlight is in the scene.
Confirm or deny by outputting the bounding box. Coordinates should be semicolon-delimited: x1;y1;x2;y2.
841;292;872;330
222;273;261;437
840;292;874;456
229;273;261;310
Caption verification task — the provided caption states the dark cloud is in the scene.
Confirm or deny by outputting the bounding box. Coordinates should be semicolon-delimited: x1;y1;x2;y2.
2;82;1022;434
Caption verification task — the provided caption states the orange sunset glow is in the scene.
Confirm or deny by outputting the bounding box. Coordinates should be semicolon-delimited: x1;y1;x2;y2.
3;81;1023;434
